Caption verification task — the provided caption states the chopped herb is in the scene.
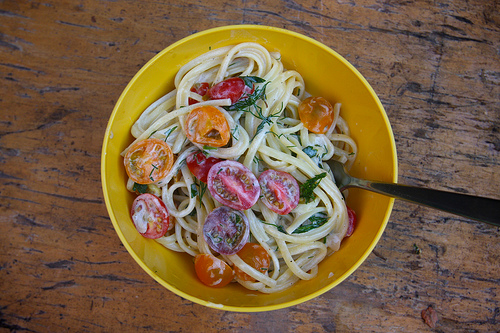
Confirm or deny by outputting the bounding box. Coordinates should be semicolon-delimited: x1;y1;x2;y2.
413;243;421;254
268;130;284;139
223;81;268;112
348;152;355;156
253;156;262;164
148;130;158;138
149;164;159;182
191;181;208;206
293;213;328;233
231;125;239;141
190;183;198;198
198;182;208;207
260;214;328;235
303;146;318;158
259;220;286;233
133;182;148;194
164;126;178;142
240;76;266;88
202;145;217;155
300;172;327;203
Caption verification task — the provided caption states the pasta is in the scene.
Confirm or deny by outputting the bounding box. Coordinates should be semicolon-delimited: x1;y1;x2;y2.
122;42;357;293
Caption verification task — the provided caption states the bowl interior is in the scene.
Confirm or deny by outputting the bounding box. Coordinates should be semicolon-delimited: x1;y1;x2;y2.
101;25;397;311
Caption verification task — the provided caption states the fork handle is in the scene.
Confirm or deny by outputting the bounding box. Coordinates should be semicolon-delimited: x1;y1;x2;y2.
349;179;500;226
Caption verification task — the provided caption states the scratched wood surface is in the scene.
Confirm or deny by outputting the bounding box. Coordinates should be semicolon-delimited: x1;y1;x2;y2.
1;0;499;332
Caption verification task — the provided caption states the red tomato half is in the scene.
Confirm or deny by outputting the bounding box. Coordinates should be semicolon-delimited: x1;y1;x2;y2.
258;169;299;215
298;96;335;134
207;160;260;210
207;77;253;104
188;82;209;105
234;243;270;282
194;253;234;287
203;206;249;255
131;193;170;239
186;151;223;183
345;206;356;237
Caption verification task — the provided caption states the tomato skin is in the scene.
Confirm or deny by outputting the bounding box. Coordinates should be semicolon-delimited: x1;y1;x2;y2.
188;82;210;105
203;206;249;255
131;193;170;239
345;206;356;237
298;96;335;134
207;77;253;104
258;169;299;215
185;105;230;147
124;138;174;184
186;151;223;183
234;243;270;282
207;160;260;210
194;253;234;287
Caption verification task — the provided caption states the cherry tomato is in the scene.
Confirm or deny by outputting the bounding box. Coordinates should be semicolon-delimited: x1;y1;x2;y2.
185;105;230;147
258;169;299;215
194;253;234;287
188;82;210;105
234;243;270;282
186;151;223;183
298;96;335;134
207;77;253;104
207;160;260;210
124;138;174;184
203;206;249;255
131;193;170;239
345;206;356;237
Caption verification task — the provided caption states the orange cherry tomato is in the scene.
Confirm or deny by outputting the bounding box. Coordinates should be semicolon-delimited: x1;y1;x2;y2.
124;138;174;184
185;105;230;147
298;96;335;134
234;243;270;282
194;253;234;287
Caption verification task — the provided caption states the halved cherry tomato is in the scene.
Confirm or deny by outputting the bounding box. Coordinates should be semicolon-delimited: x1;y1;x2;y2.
194;253;234;287
186;151;223;183
345;206;356;237
203;206;249;255
207;77;253;104
124;138;174;184
258;169;299;215
185;105;230;147
188;82;210;105
234;243;270;282
207;160;260;210
131;193;170;239
298;96;335;134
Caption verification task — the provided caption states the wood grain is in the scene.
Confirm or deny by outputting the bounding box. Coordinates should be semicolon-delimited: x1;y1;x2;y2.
1;0;498;332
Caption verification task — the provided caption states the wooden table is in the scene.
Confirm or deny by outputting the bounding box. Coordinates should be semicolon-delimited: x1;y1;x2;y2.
1;1;498;331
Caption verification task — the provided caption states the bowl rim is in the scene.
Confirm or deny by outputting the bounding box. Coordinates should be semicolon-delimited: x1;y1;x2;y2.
101;24;398;312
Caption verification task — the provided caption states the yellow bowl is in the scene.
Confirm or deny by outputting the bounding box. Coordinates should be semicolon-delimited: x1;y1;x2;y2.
101;25;397;311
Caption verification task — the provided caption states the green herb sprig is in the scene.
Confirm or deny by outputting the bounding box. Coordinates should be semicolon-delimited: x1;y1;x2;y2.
300;172;327;203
